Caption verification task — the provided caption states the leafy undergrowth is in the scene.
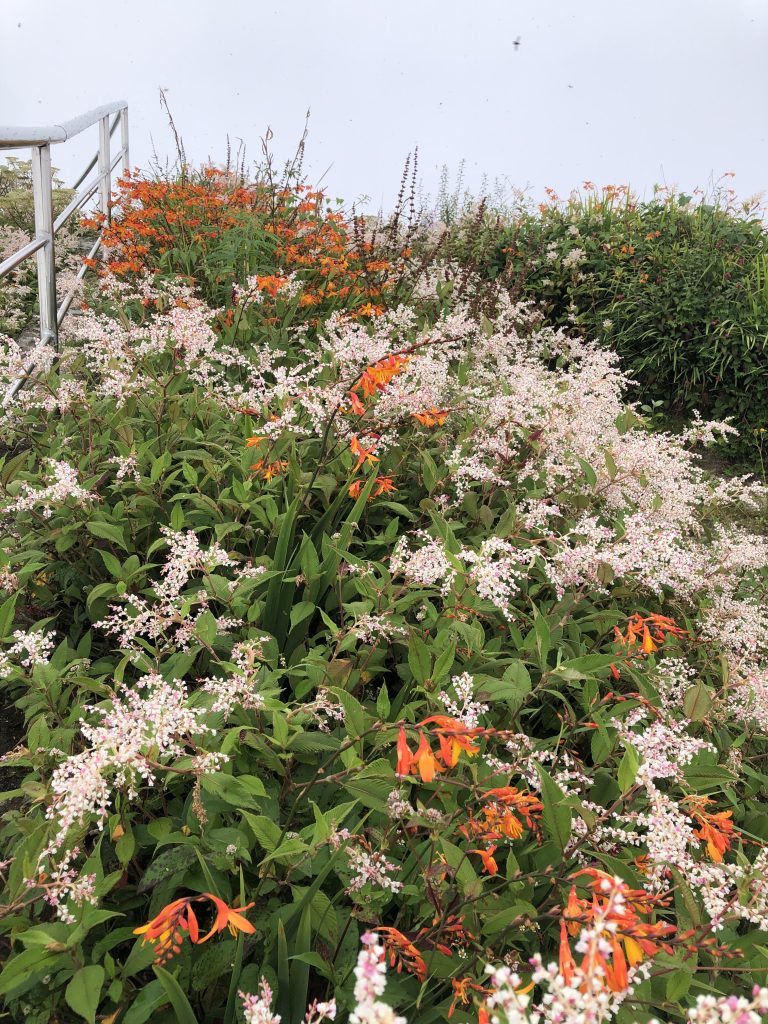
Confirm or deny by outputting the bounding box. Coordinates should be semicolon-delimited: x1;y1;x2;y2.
0;167;766;1024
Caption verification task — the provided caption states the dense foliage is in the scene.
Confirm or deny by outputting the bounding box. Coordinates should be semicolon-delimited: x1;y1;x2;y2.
0;166;767;1024
439;180;768;463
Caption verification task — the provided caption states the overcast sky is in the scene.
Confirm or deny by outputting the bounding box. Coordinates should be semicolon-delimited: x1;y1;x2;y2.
1;0;766;212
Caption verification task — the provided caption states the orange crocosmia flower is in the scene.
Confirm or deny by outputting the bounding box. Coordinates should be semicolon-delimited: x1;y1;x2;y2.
349;434;379;471
133;893;254;964
203;893;256;941
133;896;200;964
641;625;658;655
354;354;409;398
245;435;266;448
448;977;491;1018
251;459;288;481
558;919;578;986
686;798;735;863
471;846;499;875
418;715;481;767
348;480;364;499
373;476;396;496
348;391;366;416
396;726;413;777
377;927;427;982
483;787;543;825
614;612;687;666
411;407;449;427
413;732;440;783
559;870;676;993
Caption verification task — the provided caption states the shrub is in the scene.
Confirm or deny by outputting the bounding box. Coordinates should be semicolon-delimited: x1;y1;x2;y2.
447;181;768;462
0;170;766;1024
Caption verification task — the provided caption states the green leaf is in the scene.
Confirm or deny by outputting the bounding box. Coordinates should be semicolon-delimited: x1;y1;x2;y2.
536;765;572;851
484;901;538;935
683;681;713;721
617;743;640;793
137;846;198;893
276;919;291;1024
97;549;124;579
407;633;432;685
87;520;128;550
201;773;265;809
242;812;282;852
0;593;18;639
153;966;199;1024
376;683;390;718
290;600;316;629
195;610;219;646
121;979;167;1024
65;965;105;1024
291;905;312;1024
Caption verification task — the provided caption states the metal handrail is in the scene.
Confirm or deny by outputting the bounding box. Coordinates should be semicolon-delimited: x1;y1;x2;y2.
0;101;129;403
0;102;129;150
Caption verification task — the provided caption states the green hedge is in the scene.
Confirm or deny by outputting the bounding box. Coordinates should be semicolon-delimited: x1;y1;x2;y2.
471;186;768;463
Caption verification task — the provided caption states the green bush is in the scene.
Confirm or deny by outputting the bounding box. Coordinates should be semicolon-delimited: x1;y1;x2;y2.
456;183;768;462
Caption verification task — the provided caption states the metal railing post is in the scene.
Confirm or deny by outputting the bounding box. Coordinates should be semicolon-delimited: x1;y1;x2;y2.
98;114;111;222
120;107;130;174
30;144;58;351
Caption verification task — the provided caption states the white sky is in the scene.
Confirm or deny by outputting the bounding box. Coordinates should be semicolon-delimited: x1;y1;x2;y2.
1;0;766;212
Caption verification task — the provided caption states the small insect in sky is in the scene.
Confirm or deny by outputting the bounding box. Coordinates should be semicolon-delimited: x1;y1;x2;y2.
513;36;521;50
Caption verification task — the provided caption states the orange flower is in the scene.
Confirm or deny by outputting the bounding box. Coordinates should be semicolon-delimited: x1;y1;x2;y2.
251;458;289;481
685;797;735;862
614;613;687;666
449;977;491;1018
373;475;397;496
377;927;427;981
347;391;366;416
471;846;499;875
559;919;578;986
394;716;483;783
411;407;449;427
133;893;254;964
133;896;200;964
203;893;256;941
418;715;480;767
354;354;409;398
348;476;396;501
245;435;266;448
413;732;440;783
558;870;675;993
395;726;413;777
349;434;379;471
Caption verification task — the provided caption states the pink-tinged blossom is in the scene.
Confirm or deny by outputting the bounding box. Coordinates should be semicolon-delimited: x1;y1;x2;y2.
201;638;271;715
43;672;216;858
240;980;281;1024
346;844;403;897
8;629;56;669
460;537;533;620
350;932;407;1024
353;614;407;646
9;459;95;519
24;844;98;924
390;531;456;593
440;672;489;728
97;527;236;651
